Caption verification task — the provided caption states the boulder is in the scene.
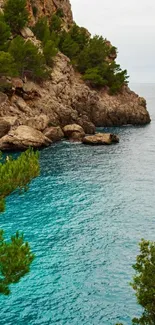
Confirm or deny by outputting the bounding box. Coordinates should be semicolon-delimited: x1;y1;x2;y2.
24;114;50;131
63;124;85;140
77;117;95;134
20;27;34;39
43;126;64;142
0;118;11;138
0;91;8;106
0;125;51;151
82;133;119;145
69;131;85;141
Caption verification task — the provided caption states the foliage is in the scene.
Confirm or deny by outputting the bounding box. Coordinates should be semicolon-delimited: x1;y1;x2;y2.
4;0;29;33
0;148;40;212
9;36;48;80
76;36;128;93
56;8;64;18
32;5;38;17
69;24;90;51
115;239;155;325
131;239;155;325
50;13;62;32
43;40;58;67
59;32;79;60
0;149;40;295
0;17;11;51
32;17;50;44
0;51;17;77
0;230;34;295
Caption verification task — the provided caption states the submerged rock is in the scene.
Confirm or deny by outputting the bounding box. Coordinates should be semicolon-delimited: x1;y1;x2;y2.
0;125;51;151
83;133;119;145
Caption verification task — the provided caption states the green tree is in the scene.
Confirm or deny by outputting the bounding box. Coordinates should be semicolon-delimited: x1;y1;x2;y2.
50;14;62;32
43;40;58;67
77;35;111;73
0;51;17;77
69;24;90;51
32;17;50;44
0;17;11;51
9;36;48;80
116;239;155;325
131;239;155;325
59;32;79;60
0;231;34;295
83;67;107;87
4;0;29;33
0;149;40;295
0;148;40;212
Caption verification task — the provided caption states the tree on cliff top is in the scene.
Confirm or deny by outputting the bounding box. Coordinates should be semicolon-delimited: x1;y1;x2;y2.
0;149;40;295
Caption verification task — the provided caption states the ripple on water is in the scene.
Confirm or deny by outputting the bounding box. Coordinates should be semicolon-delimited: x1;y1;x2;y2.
0;84;155;325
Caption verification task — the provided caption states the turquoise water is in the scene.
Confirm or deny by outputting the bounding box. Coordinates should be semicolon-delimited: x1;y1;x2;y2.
0;84;155;325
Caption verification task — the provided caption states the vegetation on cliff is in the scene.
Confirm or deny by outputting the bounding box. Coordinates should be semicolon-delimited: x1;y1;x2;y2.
0;0;128;94
0;149;40;295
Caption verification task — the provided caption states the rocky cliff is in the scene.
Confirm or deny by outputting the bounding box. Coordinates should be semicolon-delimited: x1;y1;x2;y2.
0;0;151;150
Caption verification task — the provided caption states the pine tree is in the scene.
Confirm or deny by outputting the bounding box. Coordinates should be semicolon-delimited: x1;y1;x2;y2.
0;149;40;295
4;0;29;33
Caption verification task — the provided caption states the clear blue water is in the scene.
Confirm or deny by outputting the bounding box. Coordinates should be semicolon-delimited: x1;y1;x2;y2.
0;84;155;325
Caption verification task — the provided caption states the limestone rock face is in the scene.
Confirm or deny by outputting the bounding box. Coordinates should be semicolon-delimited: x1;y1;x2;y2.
0;52;151;151
43;126;64;141
0;118;11;138
26;0;73;26
63;124;85;141
23;114;50;131
83;133;119;145
0;125;51;150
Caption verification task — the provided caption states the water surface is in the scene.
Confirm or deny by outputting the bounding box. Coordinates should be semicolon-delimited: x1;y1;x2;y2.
0;83;155;325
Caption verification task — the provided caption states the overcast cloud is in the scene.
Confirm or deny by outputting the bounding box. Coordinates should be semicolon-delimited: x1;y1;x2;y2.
70;0;155;83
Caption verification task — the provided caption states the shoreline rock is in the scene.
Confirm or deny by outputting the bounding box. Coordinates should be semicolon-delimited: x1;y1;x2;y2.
83;133;119;145
0;125;51;151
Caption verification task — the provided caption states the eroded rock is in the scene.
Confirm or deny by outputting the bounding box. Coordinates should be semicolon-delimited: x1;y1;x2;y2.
0;125;51;150
43;126;64;141
63;124;85;140
0;118;11;138
83;133;119;145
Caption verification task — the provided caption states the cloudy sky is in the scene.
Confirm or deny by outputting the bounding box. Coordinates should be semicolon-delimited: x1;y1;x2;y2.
70;0;155;83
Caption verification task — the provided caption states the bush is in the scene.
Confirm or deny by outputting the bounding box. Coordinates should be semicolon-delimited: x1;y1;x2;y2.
9;36;48;80
32;17;50;44
0;16;11;51
83;67;107;87
43;40;58;66
50;14;62;32
4;0;29;33
0;51;17;77
59;32;79;60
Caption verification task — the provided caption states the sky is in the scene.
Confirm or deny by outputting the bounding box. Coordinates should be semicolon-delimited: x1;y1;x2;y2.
70;0;155;83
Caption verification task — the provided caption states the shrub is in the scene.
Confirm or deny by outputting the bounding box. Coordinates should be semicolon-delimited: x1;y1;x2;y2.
83;67;107;87
69;24;90;51
59;33;79;60
32;17;50;44
43;40;58;66
9;36;48;80
4;0;29;33
0;51;17;77
32;6;38;17
0;16;11;51
50;14;62;32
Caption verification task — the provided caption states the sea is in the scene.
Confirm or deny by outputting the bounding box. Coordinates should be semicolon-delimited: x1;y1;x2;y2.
0;83;155;325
